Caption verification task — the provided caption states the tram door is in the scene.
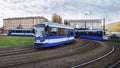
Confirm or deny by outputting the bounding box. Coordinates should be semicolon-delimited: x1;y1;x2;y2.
67;29;71;41
45;26;49;43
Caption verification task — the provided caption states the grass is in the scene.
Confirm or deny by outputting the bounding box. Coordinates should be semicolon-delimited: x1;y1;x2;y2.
108;38;120;43
0;36;34;47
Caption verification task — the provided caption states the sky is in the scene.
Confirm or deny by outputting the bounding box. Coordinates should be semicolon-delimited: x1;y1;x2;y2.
0;0;120;27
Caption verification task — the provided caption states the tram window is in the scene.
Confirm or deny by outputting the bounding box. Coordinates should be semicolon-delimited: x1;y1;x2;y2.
9;30;11;33
10;30;13;33
58;28;66;36
93;32;97;36
92;32;95;36
50;27;57;36
78;32;80;35
89;32;92;35
79;32;81;35
97;32;102;36
11;30;15;33
86;32;88;35
84;32;87;35
16;30;22;33
77;32;79;35
81;32;84;35
26;31;30;33
80;32;82;35
100;32;103;36
70;30;74;36
93;31;101;36
75;32;76;35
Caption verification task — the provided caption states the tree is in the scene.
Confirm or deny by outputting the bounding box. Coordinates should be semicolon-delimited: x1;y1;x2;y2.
52;13;62;24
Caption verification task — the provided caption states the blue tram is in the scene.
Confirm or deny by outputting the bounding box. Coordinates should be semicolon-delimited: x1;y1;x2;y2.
8;29;34;36
33;22;75;48
75;30;108;40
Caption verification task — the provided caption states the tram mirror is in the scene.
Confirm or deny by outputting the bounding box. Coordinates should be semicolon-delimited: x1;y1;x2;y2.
32;29;35;34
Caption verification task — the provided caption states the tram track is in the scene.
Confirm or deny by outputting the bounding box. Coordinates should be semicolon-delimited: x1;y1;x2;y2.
0;44;98;68
108;42;120;68
0;48;38;57
0;39;85;57
32;40;113;68
0;39;117;68
71;43;115;68
69;41;120;68
0;39;99;67
0;45;37;56
109;60;120;68
11;39;100;68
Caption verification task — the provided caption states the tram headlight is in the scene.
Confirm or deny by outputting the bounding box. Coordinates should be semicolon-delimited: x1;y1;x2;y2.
36;40;41;43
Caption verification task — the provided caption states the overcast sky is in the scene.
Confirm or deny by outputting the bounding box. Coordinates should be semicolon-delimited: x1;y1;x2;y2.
0;0;120;27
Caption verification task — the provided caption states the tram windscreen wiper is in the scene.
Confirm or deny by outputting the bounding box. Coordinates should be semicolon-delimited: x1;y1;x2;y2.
35;27;45;38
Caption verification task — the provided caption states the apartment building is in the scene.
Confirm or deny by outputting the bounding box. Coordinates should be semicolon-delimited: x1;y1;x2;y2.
3;16;48;32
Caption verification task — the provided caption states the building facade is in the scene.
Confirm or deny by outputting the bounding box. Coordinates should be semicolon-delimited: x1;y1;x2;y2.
3;16;48;32
105;22;120;37
64;19;102;29
106;22;120;33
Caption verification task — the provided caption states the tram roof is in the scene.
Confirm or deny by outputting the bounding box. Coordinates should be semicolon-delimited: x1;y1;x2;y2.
36;22;74;29
75;29;104;32
9;29;32;31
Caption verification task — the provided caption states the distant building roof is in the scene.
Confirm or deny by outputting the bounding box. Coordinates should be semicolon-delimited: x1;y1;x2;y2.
3;16;48;21
64;19;102;23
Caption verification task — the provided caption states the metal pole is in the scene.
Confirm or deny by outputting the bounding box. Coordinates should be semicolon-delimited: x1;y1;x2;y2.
103;18;105;35
103;18;105;30
85;21;86;30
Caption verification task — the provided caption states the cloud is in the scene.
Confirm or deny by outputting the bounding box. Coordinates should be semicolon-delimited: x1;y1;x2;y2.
0;0;120;27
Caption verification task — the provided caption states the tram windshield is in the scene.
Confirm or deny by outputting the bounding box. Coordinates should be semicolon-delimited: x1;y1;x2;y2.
35;25;45;38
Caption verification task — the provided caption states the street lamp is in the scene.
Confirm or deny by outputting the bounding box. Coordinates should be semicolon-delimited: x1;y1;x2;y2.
84;10;92;29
